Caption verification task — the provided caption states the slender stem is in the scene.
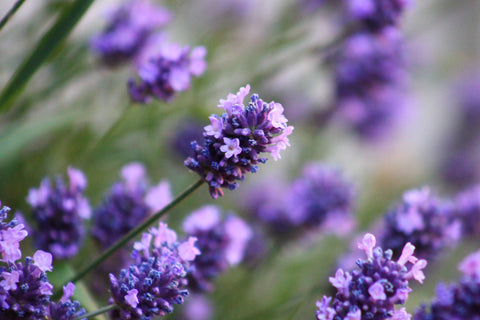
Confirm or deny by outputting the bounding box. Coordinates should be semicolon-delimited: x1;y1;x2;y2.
0;0;26;31
64;178;204;286
74;304;117;320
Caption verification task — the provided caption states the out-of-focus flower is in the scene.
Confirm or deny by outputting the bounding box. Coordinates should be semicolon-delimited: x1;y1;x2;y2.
316;233;427;320
413;249;480;320
26;167;91;260
441;72;480;188
379;187;460;261
453;184;480;237
182;205;252;292
90;0;171;66
249;163;355;237
345;0;412;30
181;294;213;320
109;223;200;320
92;162;172;249
334;28;408;140
128;43;207;103
185;85;294;198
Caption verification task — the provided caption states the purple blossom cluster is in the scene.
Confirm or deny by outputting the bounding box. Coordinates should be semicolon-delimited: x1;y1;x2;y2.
182;206;252;292
26;167;91;260
378;187;461;261
0;202;85;319
249;163;355;236
345;0;412;30
90;0;172;66
453;184;480;237
109;222;200;320
441;73;480;188
128;43;207;103
334;28;408;140
413;249;480;320
184;85;294;198
91;0;207;104
92;162;172;249
333;0;411;141
316;233;427;320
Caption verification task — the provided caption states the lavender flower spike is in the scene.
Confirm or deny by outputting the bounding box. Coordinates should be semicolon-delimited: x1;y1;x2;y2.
185;85;294;198
26;167;91;260
0;202;28;262
182;206;253;292
0;250;55;319
129;43;207;103
413;249;480;320
90;0;171;65
316;233;427;320
378;187;461;261
109;223;200;320
47;282;86;320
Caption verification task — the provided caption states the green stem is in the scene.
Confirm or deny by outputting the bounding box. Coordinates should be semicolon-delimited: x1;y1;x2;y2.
74;304;117;320
64;178;204;286
0;0;26;31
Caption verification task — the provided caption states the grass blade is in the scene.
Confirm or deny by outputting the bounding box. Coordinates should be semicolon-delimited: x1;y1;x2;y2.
0;0;95;113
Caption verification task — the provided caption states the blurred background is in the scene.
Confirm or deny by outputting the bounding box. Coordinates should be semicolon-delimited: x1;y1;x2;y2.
1;0;480;319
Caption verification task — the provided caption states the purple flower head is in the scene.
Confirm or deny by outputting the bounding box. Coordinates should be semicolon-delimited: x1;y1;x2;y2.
453;184;480;237
249;164;355;237
345;0;412;30
181;294;213;320
109;223;200;319
26;167;91;260
316;233;427;320
128;43;207;103
0;250;54;319
182;206;253;292
184;85;294;198
92;162;172;249
413;249;480;320
0;204;28;263
379;187;461;261
334;29;408;141
90;0;171;65
47;283;86;320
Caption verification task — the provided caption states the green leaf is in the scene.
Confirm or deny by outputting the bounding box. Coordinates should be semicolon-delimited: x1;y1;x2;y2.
0;0;95;113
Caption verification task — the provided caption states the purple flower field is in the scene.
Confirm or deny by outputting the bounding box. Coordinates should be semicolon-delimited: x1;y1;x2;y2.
0;0;480;319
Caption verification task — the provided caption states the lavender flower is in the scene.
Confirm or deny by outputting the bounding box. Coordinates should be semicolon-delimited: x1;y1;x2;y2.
345;0;412;30
0;250;54;319
128;43;207;103
441;73;480;188
0;202;28;263
181;294;213;320
92;162;172;249
413;249;480;320
182;205;252;292
47;283;86;320
90;0;171;65
109;223;200;319
185;85;294;198
453;184;480;237
249;164;355;236
316;233;427;320
26;167;91;260
378;187;460;261
334;28;408;140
